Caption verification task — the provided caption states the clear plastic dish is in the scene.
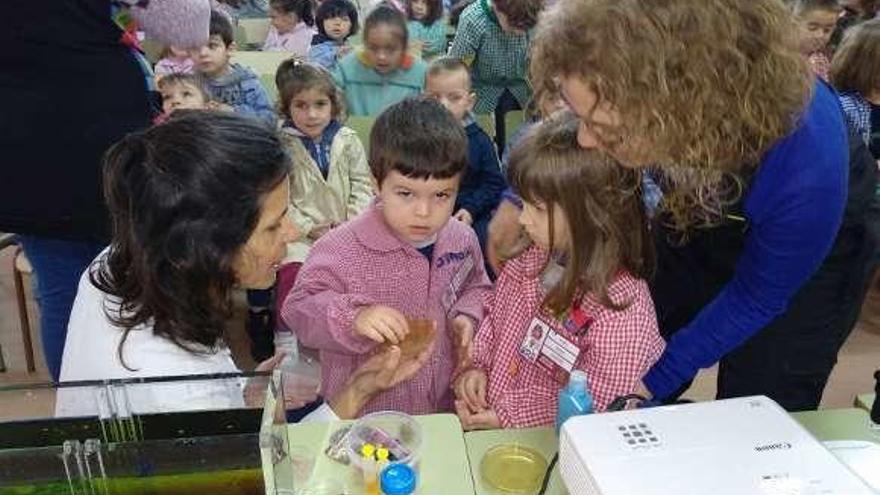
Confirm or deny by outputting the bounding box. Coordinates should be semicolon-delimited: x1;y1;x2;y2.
480;444;548;494
346;411;424;470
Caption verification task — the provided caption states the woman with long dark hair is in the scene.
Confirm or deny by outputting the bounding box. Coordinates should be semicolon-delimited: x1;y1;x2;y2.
57;112;431;419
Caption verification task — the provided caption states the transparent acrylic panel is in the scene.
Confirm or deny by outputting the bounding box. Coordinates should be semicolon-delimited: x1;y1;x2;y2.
0;372;275;495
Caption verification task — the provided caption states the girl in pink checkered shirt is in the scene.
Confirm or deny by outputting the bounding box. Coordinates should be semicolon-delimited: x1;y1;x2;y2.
453;116;666;429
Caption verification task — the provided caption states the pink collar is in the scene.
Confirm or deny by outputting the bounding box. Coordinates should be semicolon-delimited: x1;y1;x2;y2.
351;201;449;255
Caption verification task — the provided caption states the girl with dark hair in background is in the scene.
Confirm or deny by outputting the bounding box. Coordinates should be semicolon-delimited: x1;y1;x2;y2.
309;0;359;70
331;5;428;115
406;0;446;59
264;0;317;56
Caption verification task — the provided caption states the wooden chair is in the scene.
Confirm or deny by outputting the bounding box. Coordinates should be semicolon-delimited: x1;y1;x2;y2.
0;234;36;373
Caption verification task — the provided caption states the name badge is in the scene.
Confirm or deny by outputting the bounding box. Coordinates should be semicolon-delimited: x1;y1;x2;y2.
518;316;582;384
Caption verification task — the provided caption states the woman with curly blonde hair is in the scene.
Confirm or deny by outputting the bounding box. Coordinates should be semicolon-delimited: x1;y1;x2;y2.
489;0;877;411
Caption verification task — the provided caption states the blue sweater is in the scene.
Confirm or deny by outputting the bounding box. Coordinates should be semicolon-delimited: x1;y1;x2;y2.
204;63;276;127
457;120;506;239
643;82;850;399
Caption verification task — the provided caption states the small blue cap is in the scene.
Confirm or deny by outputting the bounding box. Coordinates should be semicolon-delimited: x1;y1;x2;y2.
379;463;417;495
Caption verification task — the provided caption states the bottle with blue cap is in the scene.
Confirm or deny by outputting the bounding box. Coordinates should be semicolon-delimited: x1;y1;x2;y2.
380;462;417;495
556;370;593;433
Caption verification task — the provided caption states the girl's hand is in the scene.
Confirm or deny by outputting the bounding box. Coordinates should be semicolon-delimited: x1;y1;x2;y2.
353;305;410;344
454;368;488;412
451;315;475;371
455;400;501;431
337;44;353;58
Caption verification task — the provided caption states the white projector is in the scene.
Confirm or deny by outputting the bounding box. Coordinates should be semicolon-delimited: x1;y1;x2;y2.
559;396;876;495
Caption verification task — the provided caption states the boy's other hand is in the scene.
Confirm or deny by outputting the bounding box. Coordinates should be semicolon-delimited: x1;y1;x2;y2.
353;305;410;344
454;367;488;412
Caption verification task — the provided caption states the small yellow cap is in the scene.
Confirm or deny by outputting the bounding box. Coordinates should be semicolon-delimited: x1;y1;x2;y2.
361;443;376;459
376;447;390;461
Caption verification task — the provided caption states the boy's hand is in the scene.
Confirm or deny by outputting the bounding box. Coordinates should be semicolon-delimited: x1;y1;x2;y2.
353;305;410;344
453;209;473;226
208;101;234;112
455;400;500;431
451;314;475;371
454;367;488;412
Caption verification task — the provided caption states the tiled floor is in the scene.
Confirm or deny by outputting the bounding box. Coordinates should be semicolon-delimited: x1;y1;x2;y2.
0;246;878;415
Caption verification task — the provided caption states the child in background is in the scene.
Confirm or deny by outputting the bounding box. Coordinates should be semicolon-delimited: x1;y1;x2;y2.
831;18;880;159
361;0;406;12
243;60;374;359
309;0;359;70
215;0;270;19
192;11;276;127
158;73;213;116
154;46;195;78
449;0;540;148
501;87;566;173
407;0;447;59
454;116;665;430
263;0;317;56
425;57;505;252
283;97;492;416
332;5;428;115
210;0;239;24
276;59;374;262
830;0;879;52
788;0;841;80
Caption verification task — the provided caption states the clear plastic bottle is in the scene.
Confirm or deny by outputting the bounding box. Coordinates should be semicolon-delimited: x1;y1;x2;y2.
274;331;320;404
275;330;299;364
556;370;594;433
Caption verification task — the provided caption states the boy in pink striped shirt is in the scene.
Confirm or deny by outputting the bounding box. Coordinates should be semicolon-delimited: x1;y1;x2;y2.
282;97;492;416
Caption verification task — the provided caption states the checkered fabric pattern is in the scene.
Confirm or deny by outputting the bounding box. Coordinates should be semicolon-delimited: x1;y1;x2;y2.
472;247;665;428
448;1;533;113
283;202;492;415
839;91;873;147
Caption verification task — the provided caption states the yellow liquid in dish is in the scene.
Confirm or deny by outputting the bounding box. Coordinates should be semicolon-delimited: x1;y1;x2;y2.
480;444;548;494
